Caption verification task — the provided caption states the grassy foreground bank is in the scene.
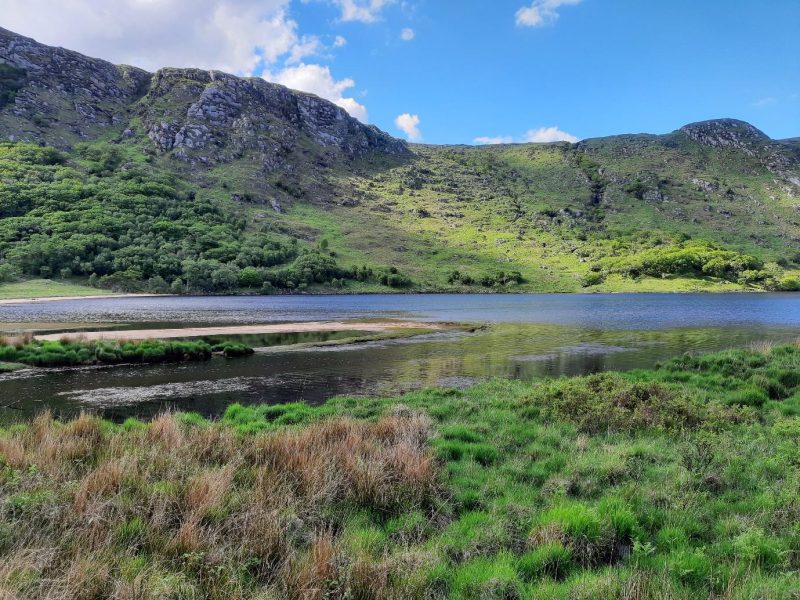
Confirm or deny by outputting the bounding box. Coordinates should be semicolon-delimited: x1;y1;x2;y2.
0;345;799;598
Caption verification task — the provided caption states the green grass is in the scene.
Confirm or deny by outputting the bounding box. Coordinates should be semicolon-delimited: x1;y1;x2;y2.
0;337;255;367
1;343;799;597
0;362;25;373
0;279;115;300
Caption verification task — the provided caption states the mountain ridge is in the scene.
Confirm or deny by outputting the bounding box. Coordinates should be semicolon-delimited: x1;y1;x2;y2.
3;28;798;158
0;28;798;295
0;27;406;164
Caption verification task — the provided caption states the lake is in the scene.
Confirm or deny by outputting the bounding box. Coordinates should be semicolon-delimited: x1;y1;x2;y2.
2;293;799;421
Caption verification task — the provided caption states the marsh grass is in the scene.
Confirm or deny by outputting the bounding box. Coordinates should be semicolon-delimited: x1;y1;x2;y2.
0;407;439;598
0;345;799;598
0;337;255;368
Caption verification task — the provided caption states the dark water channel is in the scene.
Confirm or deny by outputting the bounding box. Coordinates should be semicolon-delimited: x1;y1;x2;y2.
1;293;799;421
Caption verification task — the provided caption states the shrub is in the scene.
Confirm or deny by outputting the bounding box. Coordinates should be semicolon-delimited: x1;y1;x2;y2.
732;530;788;570
602;242;763;284
778;276;800;291
580;271;605;287
238;266;264;288
525;372;722;433
724;387;769;407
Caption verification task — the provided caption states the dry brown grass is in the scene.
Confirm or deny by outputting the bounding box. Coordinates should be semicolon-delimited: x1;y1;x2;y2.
284;530;342;600
184;463;236;518
57;333;88;345
74;458;128;512
11;332;33;349
0;438;26;470
249;411;436;514
0;407;440;599
148;412;183;448
63;555;112;600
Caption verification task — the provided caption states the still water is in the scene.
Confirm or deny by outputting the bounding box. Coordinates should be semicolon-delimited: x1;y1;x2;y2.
1;293;799;421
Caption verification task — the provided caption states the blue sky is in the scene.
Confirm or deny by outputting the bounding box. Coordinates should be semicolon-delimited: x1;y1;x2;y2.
5;0;799;143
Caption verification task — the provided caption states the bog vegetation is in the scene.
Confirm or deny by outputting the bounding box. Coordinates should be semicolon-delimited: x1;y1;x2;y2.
0;336;254;368
1;344;799;598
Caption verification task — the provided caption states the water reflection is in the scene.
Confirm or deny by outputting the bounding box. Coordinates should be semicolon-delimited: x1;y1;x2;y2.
2;321;798;423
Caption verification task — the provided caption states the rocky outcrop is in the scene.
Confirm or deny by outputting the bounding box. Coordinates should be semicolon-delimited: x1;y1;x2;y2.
137;68;406;167
679;119;799;187
0;27;149;145
679;119;769;154
0;27;407;166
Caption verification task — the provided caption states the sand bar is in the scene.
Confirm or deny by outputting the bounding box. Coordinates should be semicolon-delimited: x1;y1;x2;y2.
32;321;445;342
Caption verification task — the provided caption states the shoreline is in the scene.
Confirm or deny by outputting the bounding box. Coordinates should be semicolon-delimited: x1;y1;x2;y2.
0;293;168;306
31;320;449;342
0;288;772;306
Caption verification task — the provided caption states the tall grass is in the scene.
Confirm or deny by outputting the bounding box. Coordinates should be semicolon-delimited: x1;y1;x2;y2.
0;408;438;598
0;345;799;598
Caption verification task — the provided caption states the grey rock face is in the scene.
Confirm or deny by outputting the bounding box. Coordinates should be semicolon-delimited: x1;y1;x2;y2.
0;27;149;145
679;119;799;187
137;68;407;167
679;119;769;154
0;27;407;167
691;177;719;193
643;189;664;202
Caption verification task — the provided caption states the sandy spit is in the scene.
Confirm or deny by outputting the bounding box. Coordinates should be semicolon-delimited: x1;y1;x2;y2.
32;321;444;342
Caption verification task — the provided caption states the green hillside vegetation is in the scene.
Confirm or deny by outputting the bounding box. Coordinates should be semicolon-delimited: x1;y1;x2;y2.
0;279;117;300
320;140;800;292
1;344;799;598
1;135;798;295
0;143;411;294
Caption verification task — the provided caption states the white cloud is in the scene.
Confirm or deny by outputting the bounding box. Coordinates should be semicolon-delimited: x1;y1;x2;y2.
751;97;777;109
267;63;368;122
2;0;304;74
335;0;393;23
474;126;578;145
524;126;579;143
333;35;348;48
400;28;415;41
474;136;514;145
286;35;322;65
516;0;582;27
395;113;422;141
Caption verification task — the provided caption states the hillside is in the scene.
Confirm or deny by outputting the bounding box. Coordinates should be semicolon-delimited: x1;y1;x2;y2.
1;27;799;294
